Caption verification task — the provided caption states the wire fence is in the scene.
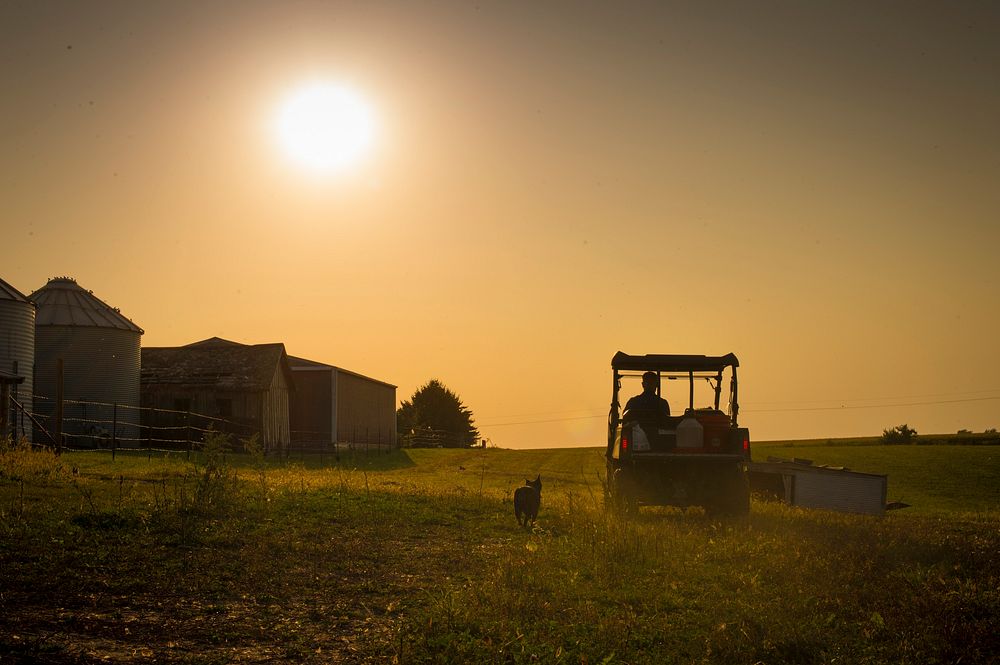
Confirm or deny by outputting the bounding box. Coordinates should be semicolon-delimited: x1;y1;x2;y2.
3;393;396;461
399;427;485;449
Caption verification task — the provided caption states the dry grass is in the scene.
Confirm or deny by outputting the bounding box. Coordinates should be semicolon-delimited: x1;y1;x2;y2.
1;442;997;663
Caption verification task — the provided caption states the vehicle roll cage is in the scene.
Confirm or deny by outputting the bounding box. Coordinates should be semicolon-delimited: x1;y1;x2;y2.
608;352;741;444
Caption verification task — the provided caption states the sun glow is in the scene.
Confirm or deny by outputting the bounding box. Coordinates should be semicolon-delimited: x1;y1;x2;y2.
275;82;376;173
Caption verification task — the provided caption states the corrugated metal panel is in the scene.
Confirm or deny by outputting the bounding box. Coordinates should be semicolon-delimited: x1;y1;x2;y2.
0;295;35;442
335;370;396;445
791;471;886;515
288;355;396;446
288;366;333;443
34;326;142;443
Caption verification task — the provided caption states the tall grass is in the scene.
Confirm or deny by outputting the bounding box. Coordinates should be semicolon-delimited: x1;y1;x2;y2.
0;444;997;663
389;486;998;664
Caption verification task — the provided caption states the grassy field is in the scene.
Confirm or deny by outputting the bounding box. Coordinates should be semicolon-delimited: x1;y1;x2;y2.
1;438;998;663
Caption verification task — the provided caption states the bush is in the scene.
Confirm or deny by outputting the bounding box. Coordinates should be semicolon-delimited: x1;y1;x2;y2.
881;424;918;444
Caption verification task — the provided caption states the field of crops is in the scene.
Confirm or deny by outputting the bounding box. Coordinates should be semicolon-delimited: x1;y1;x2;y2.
1;438;997;663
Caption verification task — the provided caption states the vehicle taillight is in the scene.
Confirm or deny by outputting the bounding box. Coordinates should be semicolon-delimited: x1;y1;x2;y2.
742;436;750;452
621;436;629;452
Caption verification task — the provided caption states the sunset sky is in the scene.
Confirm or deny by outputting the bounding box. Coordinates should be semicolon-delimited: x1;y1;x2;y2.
3;1;999;447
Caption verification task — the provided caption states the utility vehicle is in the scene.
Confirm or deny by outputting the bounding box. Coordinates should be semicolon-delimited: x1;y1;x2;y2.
606;352;750;517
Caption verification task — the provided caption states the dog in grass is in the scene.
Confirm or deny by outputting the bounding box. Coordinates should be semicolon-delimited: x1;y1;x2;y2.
513;474;542;528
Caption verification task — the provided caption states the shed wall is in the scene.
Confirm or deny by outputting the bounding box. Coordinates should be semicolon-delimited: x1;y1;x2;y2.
141;386;260;445
289;369;333;443
335;371;396;446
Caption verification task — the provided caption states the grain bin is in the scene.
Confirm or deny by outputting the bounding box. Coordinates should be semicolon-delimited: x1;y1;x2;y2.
30;277;143;448
0;277;35;442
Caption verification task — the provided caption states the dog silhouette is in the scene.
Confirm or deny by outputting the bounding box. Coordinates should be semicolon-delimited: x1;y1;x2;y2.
513;474;542;527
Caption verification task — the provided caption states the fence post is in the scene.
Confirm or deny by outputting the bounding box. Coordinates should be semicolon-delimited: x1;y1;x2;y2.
112;402;118;461
147;407;154;454
55;358;64;455
0;384;8;440
186;411;191;461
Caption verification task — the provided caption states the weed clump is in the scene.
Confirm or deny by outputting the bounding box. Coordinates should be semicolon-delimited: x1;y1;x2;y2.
0;436;67;482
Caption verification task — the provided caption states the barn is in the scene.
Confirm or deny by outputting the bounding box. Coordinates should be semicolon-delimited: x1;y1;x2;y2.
288;355;396;449
141;337;293;451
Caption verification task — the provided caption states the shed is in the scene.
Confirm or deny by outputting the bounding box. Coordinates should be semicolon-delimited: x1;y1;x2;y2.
0;277;35;442
288;355;396;448
30;277;143;447
141;337;294;451
750;458;888;516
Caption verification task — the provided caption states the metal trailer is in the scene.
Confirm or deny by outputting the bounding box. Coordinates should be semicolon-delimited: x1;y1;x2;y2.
750;458;888;515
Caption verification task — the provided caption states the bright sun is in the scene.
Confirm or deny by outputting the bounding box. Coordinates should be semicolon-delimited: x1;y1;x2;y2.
275;82;376;173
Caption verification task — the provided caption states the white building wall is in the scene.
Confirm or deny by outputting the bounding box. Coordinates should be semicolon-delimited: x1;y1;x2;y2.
792;472;886;515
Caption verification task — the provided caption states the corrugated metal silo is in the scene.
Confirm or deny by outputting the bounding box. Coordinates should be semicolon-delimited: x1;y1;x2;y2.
0;277;35;443
30;277;143;448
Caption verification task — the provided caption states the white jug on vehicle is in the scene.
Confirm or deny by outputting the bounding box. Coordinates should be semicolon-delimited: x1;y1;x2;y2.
676;416;704;449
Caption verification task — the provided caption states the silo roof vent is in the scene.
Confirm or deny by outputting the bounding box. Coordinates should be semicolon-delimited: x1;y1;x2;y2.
30;277;143;333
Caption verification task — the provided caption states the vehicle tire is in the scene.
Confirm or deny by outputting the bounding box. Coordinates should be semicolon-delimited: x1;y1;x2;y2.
707;469;750;520
612;468;639;517
729;472;750;519
603;461;618;512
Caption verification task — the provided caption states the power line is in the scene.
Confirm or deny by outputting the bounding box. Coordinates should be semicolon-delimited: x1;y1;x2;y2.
743;388;1000;407
477;407;607;420
743;394;1000;413
481;414;606;427
479;394;1000;427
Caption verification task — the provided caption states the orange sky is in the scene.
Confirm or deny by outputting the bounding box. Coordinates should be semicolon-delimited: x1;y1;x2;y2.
3;1;999;447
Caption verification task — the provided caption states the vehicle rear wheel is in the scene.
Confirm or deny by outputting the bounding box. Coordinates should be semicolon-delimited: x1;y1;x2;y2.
706;469;750;520
610;468;639;516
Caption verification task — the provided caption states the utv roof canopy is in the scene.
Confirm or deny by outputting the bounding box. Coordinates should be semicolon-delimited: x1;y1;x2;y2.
611;352;739;373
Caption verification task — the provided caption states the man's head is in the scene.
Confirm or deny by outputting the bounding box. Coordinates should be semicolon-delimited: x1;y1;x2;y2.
641;371;658;393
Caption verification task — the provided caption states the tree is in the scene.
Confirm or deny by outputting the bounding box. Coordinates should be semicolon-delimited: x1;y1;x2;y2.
397;379;479;448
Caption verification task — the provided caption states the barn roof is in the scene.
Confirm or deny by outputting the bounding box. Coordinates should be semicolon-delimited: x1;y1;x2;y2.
142;338;294;391
0;277;32;303
288;354;396;389
29;277;143;333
